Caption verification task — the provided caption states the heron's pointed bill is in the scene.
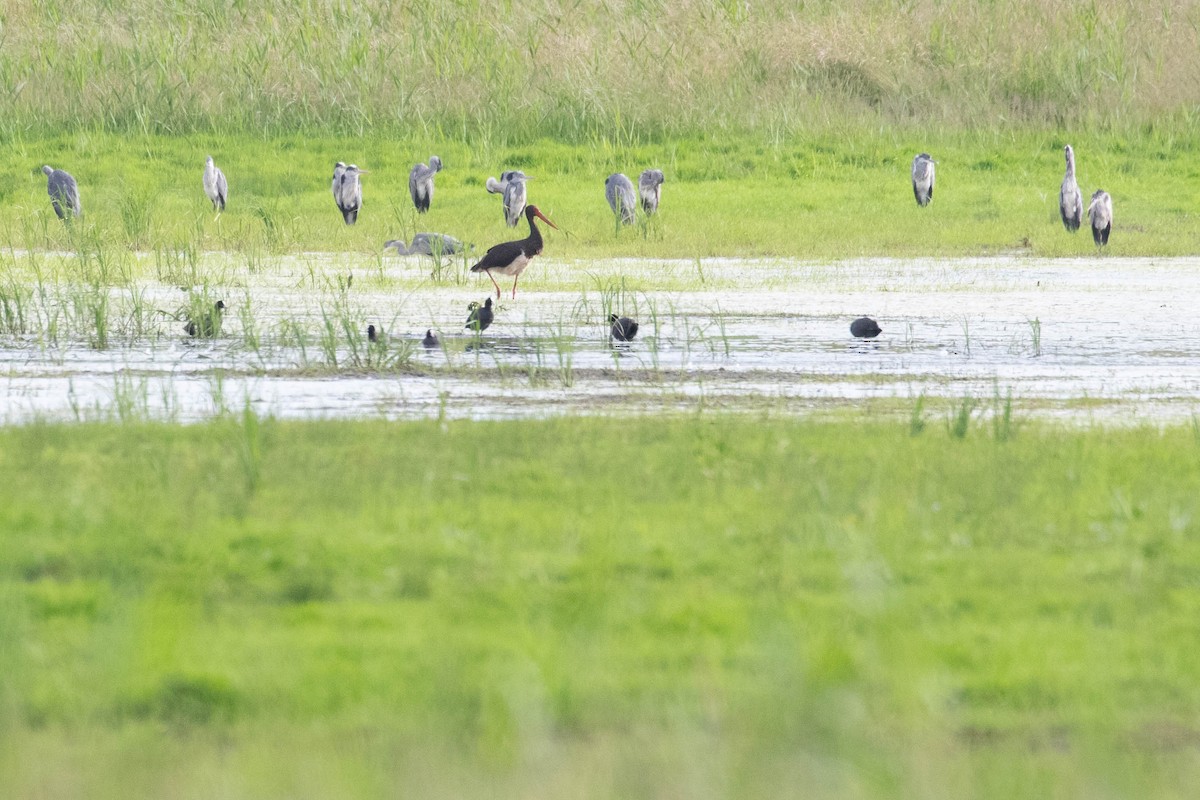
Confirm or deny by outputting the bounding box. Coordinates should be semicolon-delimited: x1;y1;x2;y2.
532;207;558;230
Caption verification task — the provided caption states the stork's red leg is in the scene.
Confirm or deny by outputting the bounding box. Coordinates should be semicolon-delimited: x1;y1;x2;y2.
511;274;519;299
486;269;502;298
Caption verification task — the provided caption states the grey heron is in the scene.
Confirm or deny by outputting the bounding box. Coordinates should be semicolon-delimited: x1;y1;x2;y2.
470;205;559;299
485;170;525;194
638;169;665;215
465;298;494;332
605;173;637;225
185;300;225;337
384;232;467;256
42;165;81;220
610;313;639;341
486;170;530;227
422;329;440;348
334;164;367;225
911;153;935;207
1086;190;1112;246
409;155;442;213
850;317;882;338
203;156;228;216
331;161;346;202
1060;145;1083;232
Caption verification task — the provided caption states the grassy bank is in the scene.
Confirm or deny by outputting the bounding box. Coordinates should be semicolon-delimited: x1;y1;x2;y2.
2;129;1199;259
3;1;1198;138
2;415;1200;797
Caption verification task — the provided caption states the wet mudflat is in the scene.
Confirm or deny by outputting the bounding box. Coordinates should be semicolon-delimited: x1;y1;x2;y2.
2;255;1199;423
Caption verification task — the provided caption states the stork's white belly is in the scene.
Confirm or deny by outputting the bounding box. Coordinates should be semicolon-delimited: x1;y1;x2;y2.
497;253;532;276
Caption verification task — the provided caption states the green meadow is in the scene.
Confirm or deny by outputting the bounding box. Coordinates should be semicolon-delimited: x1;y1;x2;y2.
3;129;1199;258
0;0;1197;258
3;1;1200;796
3;416;1200;798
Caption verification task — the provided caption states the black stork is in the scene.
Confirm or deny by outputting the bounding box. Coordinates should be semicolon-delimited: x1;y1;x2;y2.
470;204;558;299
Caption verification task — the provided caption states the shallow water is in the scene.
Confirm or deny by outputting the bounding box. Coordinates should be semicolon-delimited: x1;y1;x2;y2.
3;255;1200;423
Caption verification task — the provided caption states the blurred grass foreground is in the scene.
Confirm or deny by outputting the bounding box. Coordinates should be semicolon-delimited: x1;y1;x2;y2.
2;416;1200;797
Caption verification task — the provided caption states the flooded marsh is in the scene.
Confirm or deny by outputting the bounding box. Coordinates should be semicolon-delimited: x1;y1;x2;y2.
2;252;1200;424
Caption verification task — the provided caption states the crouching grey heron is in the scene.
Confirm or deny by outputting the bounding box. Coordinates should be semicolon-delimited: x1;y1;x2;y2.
605;173;637;225
42;165;81;220
384;233;468;256
638;169;665;215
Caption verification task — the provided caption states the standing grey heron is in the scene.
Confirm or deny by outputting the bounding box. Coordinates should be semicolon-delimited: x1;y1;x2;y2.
605;173;637;225
911;154;935;207
409;155;442;213
486;170;531;227
1059;145;1083;232
1087;190;1113;246
638;169;665;215
334;164;367;225
384;233;467;256
42;165;81;220
203;156;228;217
470;205;559;299
331;161;346;202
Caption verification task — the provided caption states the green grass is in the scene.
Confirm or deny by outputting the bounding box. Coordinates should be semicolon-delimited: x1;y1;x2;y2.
2;414;1200;797
2;1;1198;138
2;129;1199;259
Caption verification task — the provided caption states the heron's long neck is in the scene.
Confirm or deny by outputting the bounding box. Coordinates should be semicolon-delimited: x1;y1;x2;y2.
1065;154;1076;178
